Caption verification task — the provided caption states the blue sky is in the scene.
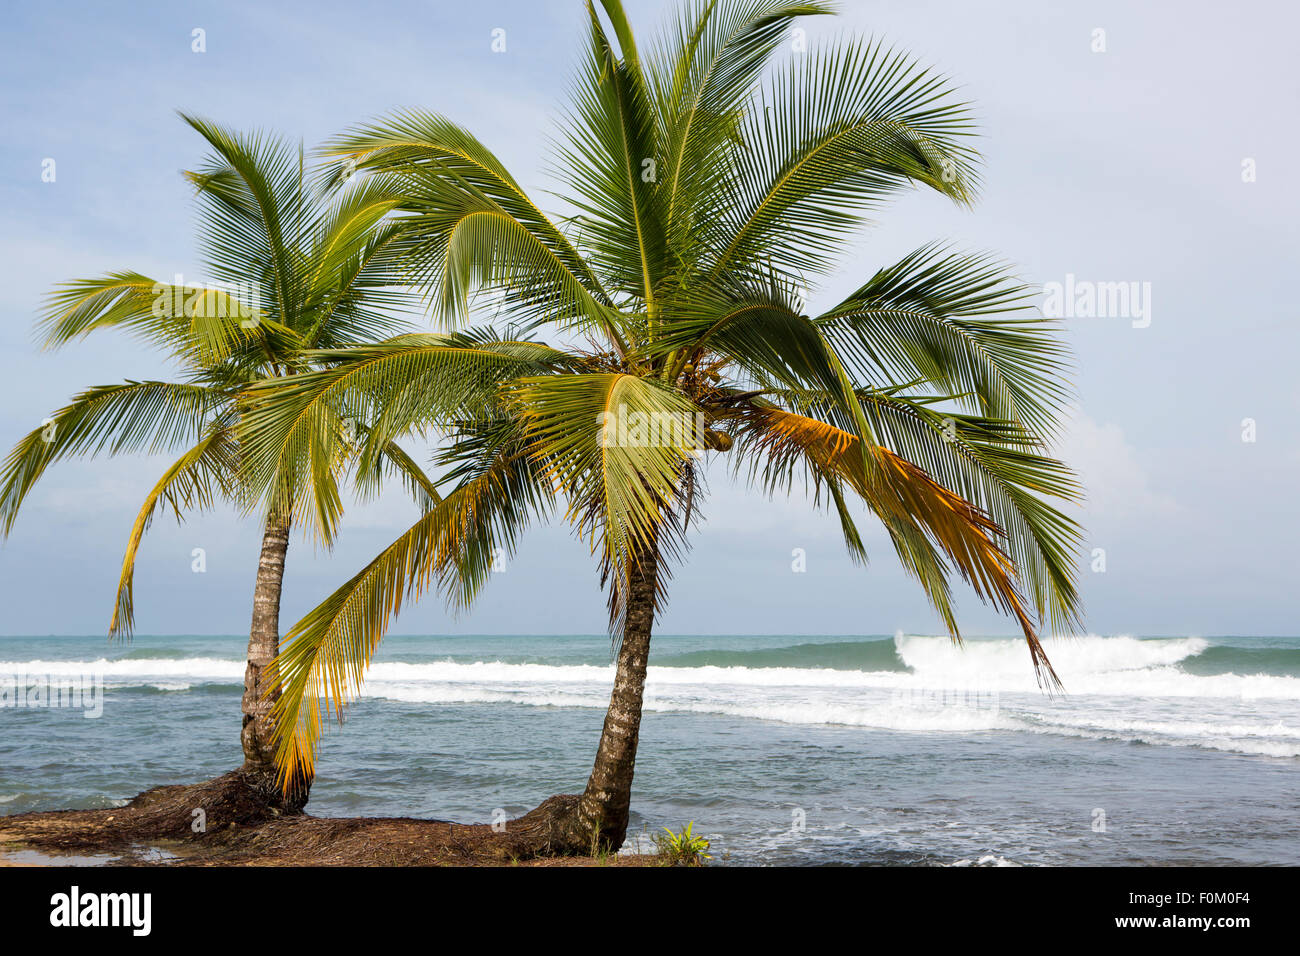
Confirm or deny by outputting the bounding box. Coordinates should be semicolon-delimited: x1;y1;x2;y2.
1;0;1297;638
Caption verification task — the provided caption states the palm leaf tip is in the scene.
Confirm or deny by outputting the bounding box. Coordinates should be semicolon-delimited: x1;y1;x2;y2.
736;403;1067;689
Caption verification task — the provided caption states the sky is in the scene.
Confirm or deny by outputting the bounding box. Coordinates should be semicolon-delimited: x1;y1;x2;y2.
1;0;1297;639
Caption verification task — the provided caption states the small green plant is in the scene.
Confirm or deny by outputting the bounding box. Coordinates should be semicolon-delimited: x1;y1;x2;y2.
655;822;711;867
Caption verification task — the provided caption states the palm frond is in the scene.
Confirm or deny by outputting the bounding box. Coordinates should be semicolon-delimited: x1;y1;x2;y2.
507;371;699;572
817;243;1071;437
856;391;1084;634
237;333;572;540
0;381;228;536
731;403;1063;685
300;174;422;347
552;2;670;311
267;430;554;786
322;112;622;345
179;112;317;330
648;0;835;250
109;425;241;638
705;37;979;280
38;273;291;368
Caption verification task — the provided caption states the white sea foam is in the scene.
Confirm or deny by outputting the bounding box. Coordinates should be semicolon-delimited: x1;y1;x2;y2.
1013;710;1300;758
3;633;1293;694
3;635;1296;757
948;854;1022;867
0;657;243;682
360;635;1300;700
899;633;1209;677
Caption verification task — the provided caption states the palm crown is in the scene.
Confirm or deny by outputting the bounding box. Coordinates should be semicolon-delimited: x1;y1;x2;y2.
0;115;440;630
237;0;1083;815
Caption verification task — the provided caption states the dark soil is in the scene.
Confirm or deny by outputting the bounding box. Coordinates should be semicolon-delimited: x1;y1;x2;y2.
0;772;657;867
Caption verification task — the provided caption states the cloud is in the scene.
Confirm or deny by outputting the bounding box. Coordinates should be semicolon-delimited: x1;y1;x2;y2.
1053;406;1177;518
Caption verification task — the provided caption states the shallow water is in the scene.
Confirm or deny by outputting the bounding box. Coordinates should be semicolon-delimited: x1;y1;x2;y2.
2;633;1297;865
0;848;121;866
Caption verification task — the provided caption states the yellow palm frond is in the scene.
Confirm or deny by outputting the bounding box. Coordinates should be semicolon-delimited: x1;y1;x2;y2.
740;405;1059;686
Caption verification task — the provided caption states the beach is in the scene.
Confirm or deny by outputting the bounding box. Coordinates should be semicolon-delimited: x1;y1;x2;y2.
3;632;1298;866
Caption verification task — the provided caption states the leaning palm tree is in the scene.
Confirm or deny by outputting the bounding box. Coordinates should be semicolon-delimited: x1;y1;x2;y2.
239;0;1083;851
0;114;435;812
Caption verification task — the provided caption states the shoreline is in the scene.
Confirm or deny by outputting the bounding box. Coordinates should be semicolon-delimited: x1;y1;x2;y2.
0;843;659;867
0;775;665;867
0;818;662;867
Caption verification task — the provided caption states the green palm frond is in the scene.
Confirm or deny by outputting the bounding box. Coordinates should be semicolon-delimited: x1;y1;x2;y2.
648;0;834;248
554;2;670;311
237;333;575;538
352;437;443;513
109;425;241;638
817;244;1071;437
322;112;621;342
180;112;317;327
267;429;554;786
38;274;291;368
705;37;979;280
0;380;227;536
300;175;421;347
507;371;699;569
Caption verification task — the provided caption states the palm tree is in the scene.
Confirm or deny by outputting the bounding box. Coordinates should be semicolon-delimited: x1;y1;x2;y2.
0;114;436;812
238;0;1084;851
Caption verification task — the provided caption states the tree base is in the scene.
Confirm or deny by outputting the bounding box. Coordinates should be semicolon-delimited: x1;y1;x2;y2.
502;794;625;857
0;769;306;853
236;764;310;815
0;785;651;864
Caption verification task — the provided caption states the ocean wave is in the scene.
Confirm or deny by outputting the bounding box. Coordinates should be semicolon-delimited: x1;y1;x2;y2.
2;636;1298;700
652;697;1013;732
136;682;196;693
354;639;1300;700
367;683;1300;757
1;636;1296;758
656;638;906;672
897;633;1209;677
0;657;244;682
367;682;1014;731
652;633;1287;679
357;681;1300;752
117;648;200;661
1179;643;1300;677
1014;711;1300;758
359;635;1299;699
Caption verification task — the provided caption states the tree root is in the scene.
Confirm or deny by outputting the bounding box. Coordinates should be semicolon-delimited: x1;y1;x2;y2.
0;785;645;866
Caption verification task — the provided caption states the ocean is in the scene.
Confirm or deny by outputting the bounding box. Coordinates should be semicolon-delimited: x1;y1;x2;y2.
2;632;1297;865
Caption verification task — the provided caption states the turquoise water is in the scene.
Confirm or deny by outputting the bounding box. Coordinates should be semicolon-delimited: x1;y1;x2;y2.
2;632;1298;865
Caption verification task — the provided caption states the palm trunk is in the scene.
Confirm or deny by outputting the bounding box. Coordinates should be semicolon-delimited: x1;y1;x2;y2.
54;512;309;837
238;512;307;810
575;543;657;848
510;539;658;855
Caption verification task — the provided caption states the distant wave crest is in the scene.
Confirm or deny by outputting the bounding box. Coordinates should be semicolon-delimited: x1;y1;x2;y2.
2;635;1296;757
